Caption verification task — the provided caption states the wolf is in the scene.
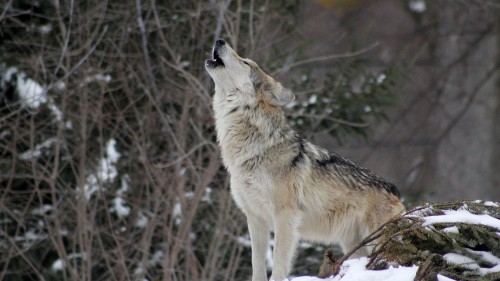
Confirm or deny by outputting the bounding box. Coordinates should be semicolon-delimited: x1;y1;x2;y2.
205;39;405;281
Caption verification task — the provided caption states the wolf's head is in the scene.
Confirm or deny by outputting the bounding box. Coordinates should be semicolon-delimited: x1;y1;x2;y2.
205;39;295;107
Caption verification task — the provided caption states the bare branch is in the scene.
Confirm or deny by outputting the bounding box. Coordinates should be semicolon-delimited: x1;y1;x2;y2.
272;42;380;76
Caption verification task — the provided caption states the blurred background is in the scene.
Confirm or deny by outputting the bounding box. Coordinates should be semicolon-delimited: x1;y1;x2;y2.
0;0;499;280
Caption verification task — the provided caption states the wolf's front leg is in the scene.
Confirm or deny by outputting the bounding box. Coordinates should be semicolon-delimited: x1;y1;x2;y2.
269;209;300;281
247;215;270;281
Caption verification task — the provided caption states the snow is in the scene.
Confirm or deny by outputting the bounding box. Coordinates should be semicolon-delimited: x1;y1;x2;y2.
3;67;68;124
83;73;112;84
148;250;164;267
51;259;65;271
443;251;500;276
308;95;317;105
442;226;459;233
54;81;66;91
288;203;499;281
179;167;187;176
466;249;500;265
180;61;190;69
106;139;121;162
17;74;47;109
376;73;386;84
173;201;182;225
202;187;212;203
422;209;500;230
462;249;500;275
443;253;479;270
51;253;85;272
405;205;433;217
112;197;130;217
111;166;131;218
135;211;149;228
38;23;52;34
437;276;456;281
31;204;53;215
479;264;500;275
83;139;121;200
48;100;63;122
19;137;58;160
484;201;499;207
408;0;426;13
4;66;18;82
288;257;461;281
290;258;420;281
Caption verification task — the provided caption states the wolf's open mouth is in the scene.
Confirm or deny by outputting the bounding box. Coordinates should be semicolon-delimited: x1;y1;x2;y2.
205;40;225;69
207;47;224;68
213;47;223;64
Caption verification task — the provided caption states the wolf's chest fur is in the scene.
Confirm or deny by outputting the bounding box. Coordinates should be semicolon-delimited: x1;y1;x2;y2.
213;89;297;174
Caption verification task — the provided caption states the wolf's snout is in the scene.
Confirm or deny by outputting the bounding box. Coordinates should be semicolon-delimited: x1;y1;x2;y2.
205;39;227;70
215;39;226;47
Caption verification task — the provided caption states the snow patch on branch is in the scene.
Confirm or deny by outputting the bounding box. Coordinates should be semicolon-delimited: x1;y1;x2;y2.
422;209;500;230
84;139;121;200
16;74;47;109
408;0;426;13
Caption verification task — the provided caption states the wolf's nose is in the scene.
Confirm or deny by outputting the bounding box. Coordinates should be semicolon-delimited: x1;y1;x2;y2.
215;39;226;46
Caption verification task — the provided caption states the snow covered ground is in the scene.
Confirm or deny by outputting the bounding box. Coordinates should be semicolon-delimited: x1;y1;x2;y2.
286;200;500;281
289;257;453;281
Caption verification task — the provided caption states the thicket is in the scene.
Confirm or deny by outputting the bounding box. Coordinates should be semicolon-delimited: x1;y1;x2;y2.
0;1;408;280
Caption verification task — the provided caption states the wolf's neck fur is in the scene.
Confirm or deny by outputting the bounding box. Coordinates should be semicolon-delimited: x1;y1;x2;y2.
213;87;295;171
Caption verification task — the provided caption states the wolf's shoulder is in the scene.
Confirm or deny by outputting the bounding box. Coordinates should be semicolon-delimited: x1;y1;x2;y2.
297;139;401;198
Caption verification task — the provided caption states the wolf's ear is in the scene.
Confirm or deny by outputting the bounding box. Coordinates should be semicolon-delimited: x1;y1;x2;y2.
265;83;295;107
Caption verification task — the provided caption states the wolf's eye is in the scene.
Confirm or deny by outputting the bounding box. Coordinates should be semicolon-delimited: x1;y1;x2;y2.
242;60;249;66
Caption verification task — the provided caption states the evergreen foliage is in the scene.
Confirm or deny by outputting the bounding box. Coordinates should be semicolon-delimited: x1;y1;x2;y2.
288;58;408;141
368;201;500;281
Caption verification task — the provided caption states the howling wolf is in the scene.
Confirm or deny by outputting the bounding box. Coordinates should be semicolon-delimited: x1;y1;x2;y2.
205;39;404;281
